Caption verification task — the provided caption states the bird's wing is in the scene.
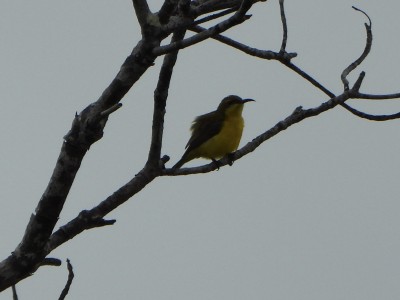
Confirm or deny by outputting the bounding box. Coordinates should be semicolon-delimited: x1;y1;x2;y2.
185;111;223;152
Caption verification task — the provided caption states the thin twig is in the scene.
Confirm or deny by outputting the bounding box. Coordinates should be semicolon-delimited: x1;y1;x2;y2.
340;103;400;121
282;61;335;97
40;257;62;267
190;25;297;60
58;259;74;300
278;0;288;53
193;8;237;26
341;6;372;90
153;0;254;56
354;92;400;100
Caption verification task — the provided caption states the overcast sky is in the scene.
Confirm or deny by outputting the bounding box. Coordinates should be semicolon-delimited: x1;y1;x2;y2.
1;1;400;299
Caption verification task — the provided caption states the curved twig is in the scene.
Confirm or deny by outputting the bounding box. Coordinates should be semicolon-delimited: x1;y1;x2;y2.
58;259;74;300
341;6;372;90
340;103;400;121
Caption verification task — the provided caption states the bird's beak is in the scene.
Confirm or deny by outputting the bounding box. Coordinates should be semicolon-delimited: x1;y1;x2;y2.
242;98;255;103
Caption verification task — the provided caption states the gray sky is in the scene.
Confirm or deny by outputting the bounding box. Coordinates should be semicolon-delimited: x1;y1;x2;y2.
1;0;400;299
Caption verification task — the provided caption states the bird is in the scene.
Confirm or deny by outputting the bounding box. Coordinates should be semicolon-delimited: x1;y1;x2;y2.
172;95;254;169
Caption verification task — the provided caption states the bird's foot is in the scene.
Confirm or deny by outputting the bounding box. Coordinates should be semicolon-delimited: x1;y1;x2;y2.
211;158;221;170
227;153;235;166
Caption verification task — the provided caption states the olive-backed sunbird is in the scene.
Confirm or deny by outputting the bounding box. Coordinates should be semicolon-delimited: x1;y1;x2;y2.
172;95;254;169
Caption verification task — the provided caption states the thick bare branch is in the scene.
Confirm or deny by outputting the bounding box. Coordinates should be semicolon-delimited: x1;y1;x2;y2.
158;0;179;24
132;0;151;28
0;18;165;290
46;167;156;253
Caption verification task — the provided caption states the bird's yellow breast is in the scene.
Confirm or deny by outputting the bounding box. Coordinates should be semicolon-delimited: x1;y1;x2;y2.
191;104;245;159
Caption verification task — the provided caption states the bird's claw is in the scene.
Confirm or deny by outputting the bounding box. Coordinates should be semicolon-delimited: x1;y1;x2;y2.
211;159;221;170
227;153;235;166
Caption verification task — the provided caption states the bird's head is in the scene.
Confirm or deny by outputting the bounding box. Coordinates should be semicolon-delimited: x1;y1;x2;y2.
217;95;255;114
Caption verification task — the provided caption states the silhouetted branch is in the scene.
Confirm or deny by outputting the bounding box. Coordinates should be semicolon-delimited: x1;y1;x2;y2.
282;61;335;97
190;25;296;60
46;167;155;253
153;0;255;56
159;0;178;24
148;30;187;167
355;92;400;100
193;8;237;25
279;0;288;53
3;1;400;294
341;6;372;90
58;259;74;300
192;0;263;16
340;103;400;121
40;257;62;267
46;211;116;254
132;0;151;28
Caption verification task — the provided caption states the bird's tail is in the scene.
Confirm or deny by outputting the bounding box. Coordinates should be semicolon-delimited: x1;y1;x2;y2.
172;158;186;169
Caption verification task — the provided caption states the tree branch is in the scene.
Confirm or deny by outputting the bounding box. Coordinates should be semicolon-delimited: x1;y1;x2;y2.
158;0;179;24
132;0;151;28
340;103;400;121
0;34;164;292
58;259;74;300
148;30;187;167
3;1;400;294
190;25;297;60
193;8;237;26
354;92;400;100
341;6;372;90
153;0;255;56
46;167;156;253
192;0;266;16
278;0;288;53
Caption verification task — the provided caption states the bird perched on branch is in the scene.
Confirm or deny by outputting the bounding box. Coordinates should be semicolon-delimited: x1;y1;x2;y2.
172;95;254;169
